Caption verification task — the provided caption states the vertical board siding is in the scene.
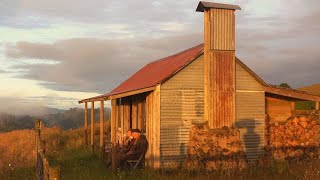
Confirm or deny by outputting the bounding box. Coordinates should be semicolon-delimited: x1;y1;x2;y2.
145;86;161;168
160;56;204;167
207;51;235;128
236;62;265;160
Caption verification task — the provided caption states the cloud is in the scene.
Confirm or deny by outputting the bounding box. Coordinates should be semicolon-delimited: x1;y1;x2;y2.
5;33;202;93
0;0;202;31
2;0;320;95
0;96;58;116
0;69;8;74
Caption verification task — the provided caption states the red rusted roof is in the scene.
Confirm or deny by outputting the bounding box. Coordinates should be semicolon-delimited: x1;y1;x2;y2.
106;43;204;96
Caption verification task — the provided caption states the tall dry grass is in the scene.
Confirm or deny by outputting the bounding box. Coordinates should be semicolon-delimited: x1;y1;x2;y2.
0;129;37;172
1;119;320;179
0;121;110;174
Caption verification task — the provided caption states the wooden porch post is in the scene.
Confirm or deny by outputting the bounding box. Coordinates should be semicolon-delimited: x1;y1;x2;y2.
91;101;95;153
153;85;161;168
291;101;295;117
111;99;117;171
111;99;117;144
84;102;88;147
99;100;104;159
316;102;319;110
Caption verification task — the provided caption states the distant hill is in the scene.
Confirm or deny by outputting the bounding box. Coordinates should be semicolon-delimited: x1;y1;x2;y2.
298;83;320;96
0;105;65;116
0;107;111;133
40;107;111;130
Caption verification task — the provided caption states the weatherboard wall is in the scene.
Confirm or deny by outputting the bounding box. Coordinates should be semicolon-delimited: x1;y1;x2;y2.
160;55;204;167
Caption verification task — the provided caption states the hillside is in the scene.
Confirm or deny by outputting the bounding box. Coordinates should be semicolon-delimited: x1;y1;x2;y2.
298;83;320;96
0;107;111;133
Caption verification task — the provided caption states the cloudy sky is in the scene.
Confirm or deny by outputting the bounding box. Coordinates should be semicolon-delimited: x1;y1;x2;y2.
0;0;319;113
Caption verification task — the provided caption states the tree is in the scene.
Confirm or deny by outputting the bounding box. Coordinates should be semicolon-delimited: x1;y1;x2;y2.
279;83;292;89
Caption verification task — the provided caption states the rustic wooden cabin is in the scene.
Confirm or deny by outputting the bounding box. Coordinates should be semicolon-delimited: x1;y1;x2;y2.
79;1;320;168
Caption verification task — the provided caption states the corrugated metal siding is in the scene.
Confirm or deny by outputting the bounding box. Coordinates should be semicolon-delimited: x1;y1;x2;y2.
205;51;235;128
160;55;204;167
236;62;265;160
236;63;263;91
206;9;235;51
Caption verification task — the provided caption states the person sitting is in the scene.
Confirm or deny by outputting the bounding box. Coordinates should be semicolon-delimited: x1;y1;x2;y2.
124;129;148;160
115;129;148;169
120;129;134;153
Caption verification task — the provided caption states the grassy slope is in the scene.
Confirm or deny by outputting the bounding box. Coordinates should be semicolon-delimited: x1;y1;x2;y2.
1;126;320;179
298;83;320;96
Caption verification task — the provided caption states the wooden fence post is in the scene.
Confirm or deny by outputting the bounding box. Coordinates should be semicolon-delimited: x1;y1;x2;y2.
35;120;42;180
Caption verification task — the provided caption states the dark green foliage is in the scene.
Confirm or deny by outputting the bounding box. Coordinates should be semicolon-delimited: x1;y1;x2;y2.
0;113;34;132
295;101;316;110
279;83;292;89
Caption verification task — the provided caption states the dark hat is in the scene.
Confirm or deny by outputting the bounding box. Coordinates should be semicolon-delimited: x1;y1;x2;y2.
131;128;141;133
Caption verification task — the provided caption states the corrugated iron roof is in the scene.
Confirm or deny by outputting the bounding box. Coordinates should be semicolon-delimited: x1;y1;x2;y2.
107;43;204;96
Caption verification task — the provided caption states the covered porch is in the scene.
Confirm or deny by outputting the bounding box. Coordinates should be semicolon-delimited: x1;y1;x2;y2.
265;86;320;123
78;86;161;168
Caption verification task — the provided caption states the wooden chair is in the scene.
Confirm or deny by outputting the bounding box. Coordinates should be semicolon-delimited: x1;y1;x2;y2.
126;152;145;170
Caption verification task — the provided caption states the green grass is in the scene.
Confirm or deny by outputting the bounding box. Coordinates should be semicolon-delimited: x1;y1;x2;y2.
2;146;320;180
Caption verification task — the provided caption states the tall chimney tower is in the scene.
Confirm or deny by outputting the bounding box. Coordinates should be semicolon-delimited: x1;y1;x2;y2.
196;1;241;128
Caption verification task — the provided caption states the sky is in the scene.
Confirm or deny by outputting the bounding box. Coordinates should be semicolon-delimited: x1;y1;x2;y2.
0;0;319;113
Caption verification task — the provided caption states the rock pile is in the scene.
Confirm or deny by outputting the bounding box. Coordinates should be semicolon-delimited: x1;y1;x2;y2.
269;115;320;160
184;122;247;171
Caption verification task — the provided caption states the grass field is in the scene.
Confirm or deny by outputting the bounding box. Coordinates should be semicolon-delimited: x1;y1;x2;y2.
1;126;320;180
298;83;320;96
